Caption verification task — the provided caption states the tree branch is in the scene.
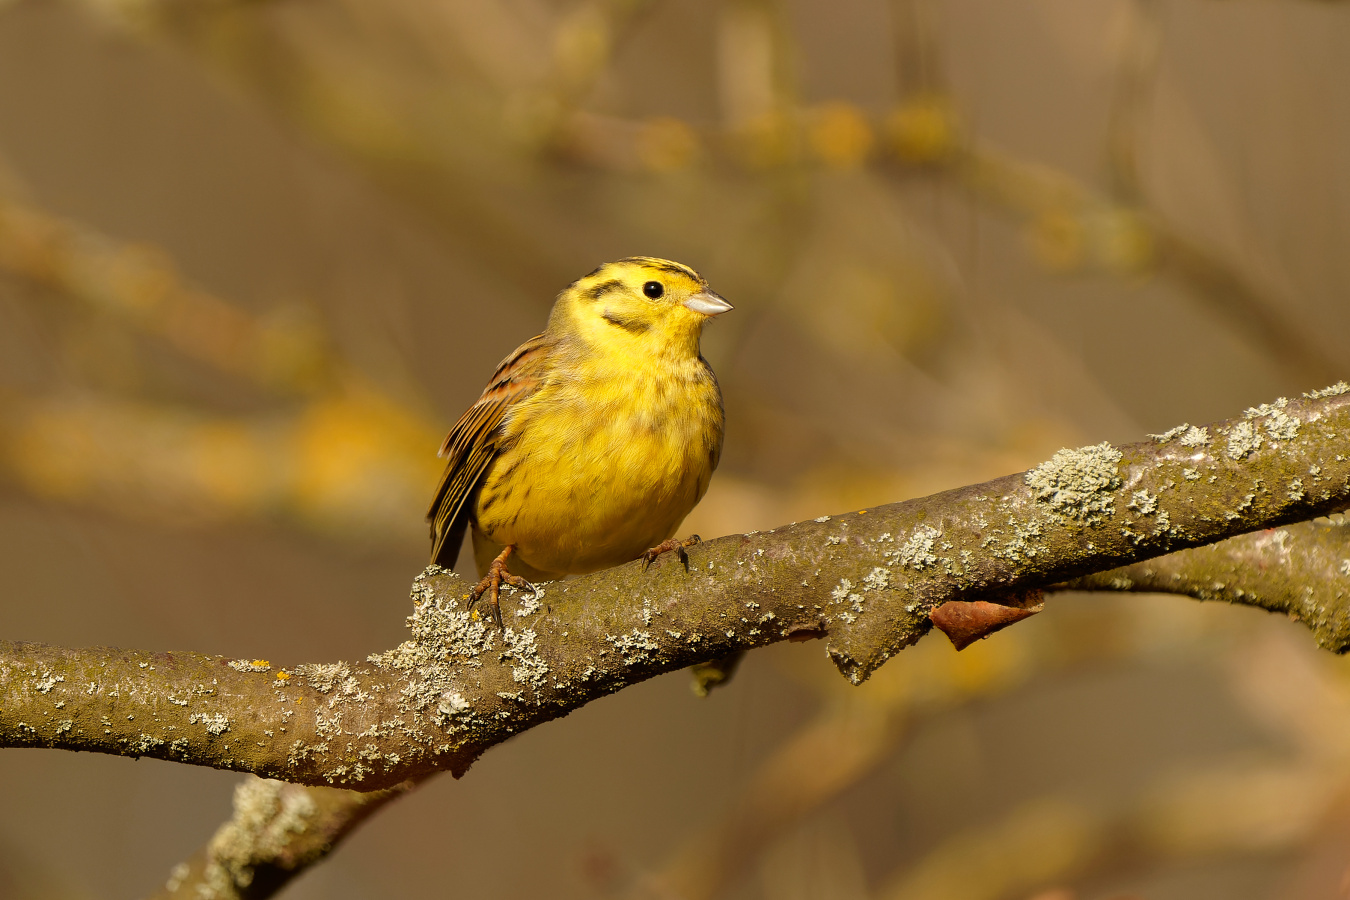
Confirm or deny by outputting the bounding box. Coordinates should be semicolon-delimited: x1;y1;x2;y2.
4;387;1350;791
149;777;417;900
1058;516;1350;651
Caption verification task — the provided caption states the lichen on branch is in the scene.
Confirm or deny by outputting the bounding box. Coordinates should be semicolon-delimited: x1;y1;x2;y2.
150;777;414;900
1058;516;1350;651
2;386;1349;790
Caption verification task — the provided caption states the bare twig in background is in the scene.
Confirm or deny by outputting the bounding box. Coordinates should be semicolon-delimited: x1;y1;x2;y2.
0;194;334;395
60;0;1343;389
872;621;1350;900
1149;224;1340;386
647;609;1055;900
946;141;1340;386
0;189;442;538
875;762;1336;900
1105;0;1162;203
889;0;945;99
653;692;907;900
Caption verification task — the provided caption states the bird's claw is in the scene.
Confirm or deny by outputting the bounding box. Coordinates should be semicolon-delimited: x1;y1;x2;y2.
642;534;702;572
513;575;542;600
465;579;502;629
466;544;533;629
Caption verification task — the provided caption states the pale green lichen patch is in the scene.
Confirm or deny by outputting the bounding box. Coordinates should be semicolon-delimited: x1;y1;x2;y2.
129;733;166;755
1025;442;1123;523
514;593;543;617
1245;398;1300;441
353;567;564;776
825;566;896;626
294;663;351;694
203;776;318;893
1246;397;1289;418
253;574;507;782
890;524;941;569
502;628;550;690
438;692;471;717
829;577;866;624
1150;424;1209;447
1178;426;1209;448
995;519;1046;561
1305;382;1349;399
605;629;660;665
1150;424;1190;442
33;671;64;693
862;567;891;590
1265;413;1299;441
1226;421;1264;460
228;659;272;674
1128;489;1158;515
371;570;495;670
189;712;231;736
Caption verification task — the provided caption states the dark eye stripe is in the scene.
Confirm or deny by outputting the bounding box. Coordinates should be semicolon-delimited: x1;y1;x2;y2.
602;311;650;333
586;279;625;300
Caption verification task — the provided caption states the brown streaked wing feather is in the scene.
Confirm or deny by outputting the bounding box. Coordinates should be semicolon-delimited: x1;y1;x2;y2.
427;334;551;568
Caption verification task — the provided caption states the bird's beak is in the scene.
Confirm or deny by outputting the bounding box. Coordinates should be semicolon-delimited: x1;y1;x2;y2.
684;290;734;318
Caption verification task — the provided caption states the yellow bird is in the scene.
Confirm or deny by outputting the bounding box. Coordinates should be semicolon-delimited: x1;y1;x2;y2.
428;257;732;624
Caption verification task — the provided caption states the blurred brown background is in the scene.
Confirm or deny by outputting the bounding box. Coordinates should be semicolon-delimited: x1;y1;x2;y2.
2;0;1350;897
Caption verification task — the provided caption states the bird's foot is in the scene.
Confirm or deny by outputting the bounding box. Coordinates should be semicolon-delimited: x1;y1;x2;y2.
467;544;538;629
641;534;702;572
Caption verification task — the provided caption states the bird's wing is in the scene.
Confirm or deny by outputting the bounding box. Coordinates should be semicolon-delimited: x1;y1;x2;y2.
427;334;552;568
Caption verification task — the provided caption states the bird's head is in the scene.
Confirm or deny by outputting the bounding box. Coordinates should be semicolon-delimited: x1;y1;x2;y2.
549;257;733;359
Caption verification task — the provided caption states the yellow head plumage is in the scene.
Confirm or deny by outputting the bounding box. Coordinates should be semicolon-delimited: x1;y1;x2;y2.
547;257;733;359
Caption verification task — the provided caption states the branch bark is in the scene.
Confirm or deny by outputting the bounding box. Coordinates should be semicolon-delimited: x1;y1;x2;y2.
149;777;417;900
1058;516;1350;650
3;387;1350;792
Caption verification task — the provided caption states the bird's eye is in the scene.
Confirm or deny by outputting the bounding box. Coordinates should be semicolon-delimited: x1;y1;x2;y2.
642;281;664;299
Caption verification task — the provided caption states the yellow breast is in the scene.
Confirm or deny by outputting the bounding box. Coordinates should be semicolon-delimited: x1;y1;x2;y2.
473;353;723;576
